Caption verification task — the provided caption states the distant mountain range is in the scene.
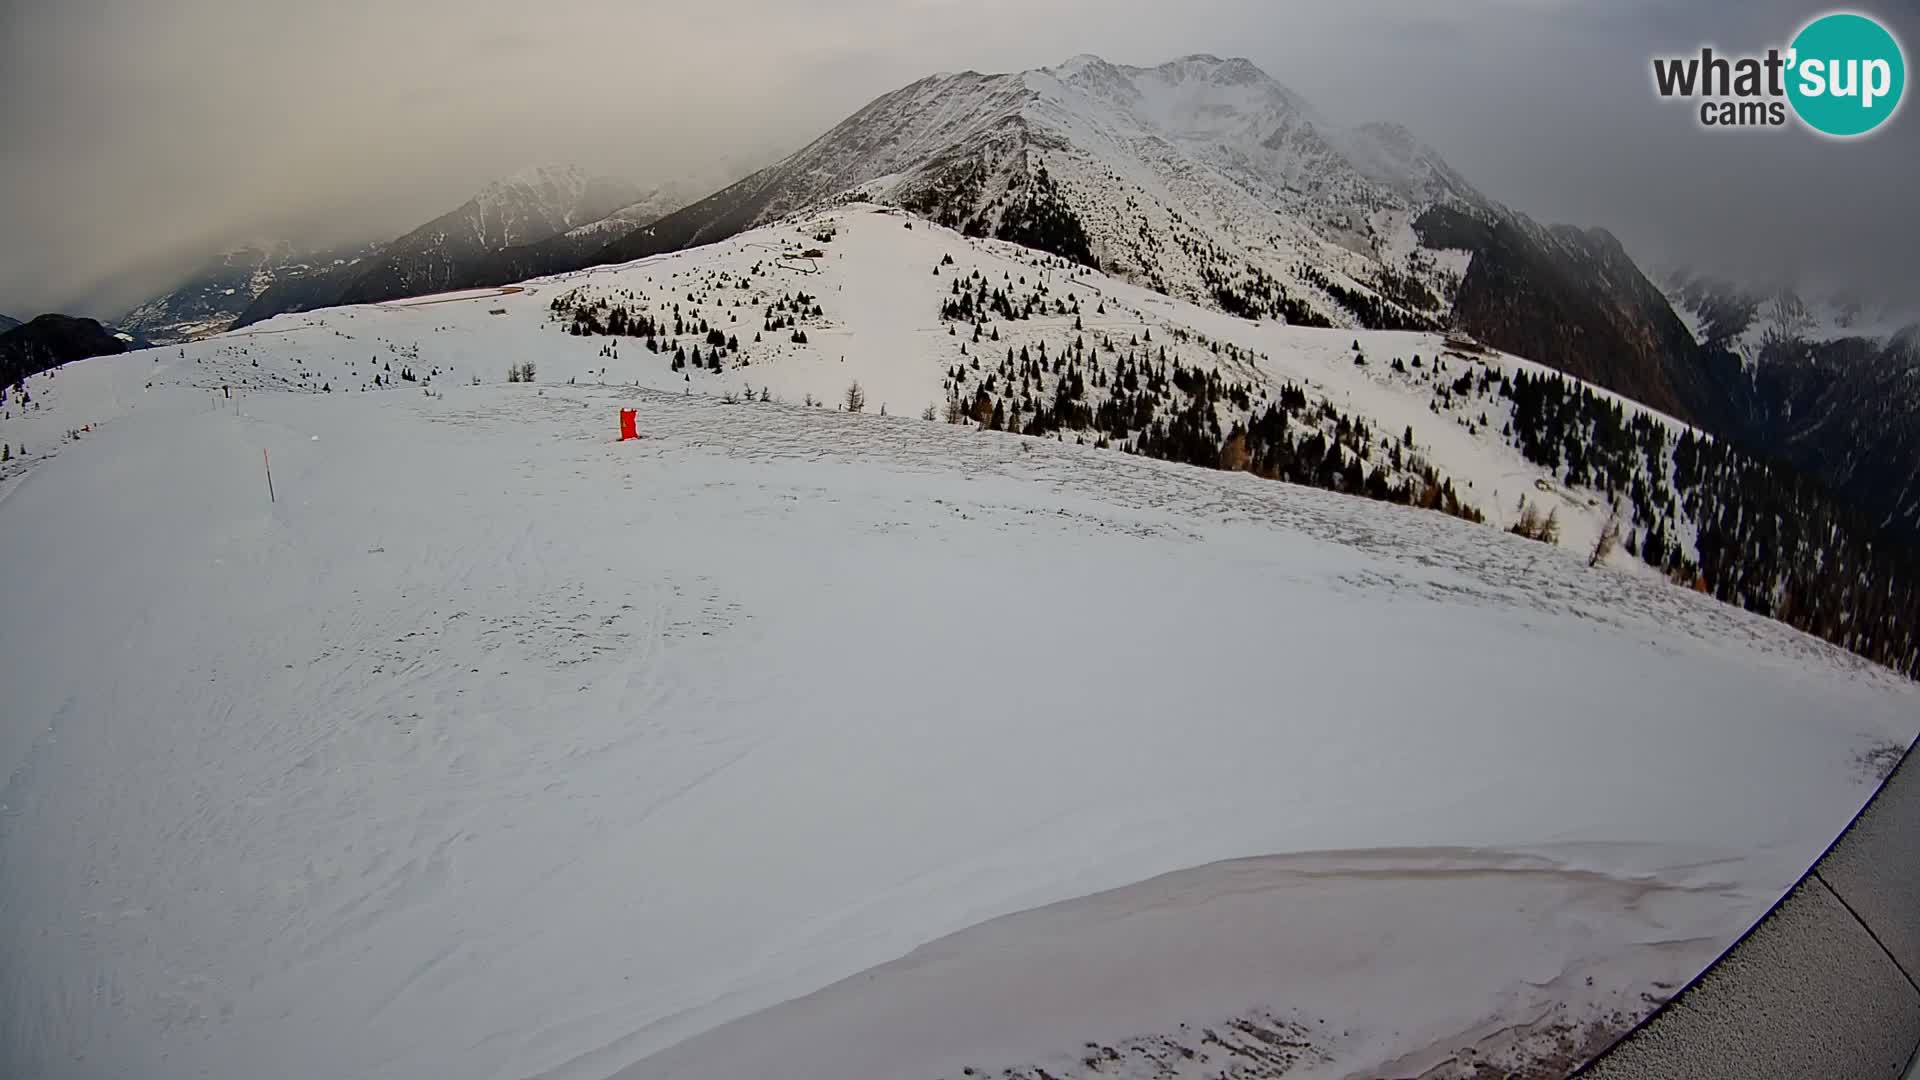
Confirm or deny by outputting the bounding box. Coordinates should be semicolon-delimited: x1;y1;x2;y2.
233;166;651;327
117;241;380;345
116;167;704;342
0;314;20;333
1659;272;1920;537
1663;271;1918;362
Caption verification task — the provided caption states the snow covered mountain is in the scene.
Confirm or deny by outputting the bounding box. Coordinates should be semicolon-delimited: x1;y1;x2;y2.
597;55;1741;442
231;166;656;327
328;166;647;303
117;241;381;345
1413;208;1741;435
1659;271;1920;538
604;55;1481;332
564;180;708;243
3;203;1916;1080
1664;269;1920;363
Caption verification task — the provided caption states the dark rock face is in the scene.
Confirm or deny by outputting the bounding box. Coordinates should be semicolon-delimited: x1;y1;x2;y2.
1414;206;1746;434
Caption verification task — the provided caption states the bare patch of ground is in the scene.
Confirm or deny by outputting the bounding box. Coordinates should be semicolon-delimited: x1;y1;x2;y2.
1400;1006;1637;1080
932;1008;1330;1080
1857;740;1909;782
926;1002;1640;1080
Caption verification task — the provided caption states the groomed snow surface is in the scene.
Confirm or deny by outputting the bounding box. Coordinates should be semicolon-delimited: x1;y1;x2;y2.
3;207;1917;1080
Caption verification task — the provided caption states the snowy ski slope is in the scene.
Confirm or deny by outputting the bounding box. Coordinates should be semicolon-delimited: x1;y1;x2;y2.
8;205;1702;563
2;206;1916;1080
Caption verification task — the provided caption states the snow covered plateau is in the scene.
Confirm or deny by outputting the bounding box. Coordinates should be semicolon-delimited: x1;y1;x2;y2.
2;205;1915;1080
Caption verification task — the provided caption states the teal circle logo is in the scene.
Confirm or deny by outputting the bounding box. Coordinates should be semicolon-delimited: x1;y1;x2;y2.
1787;12;1906;137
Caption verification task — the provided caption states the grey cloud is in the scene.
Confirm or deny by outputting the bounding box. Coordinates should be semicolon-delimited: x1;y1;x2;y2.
2;0;1914;319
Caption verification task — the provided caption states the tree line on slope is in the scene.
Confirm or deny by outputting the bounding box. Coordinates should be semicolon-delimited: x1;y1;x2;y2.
935;249;1920;677
933;289;1484;526
1499;367;1920;676
557;244;1919;679
549;273;826;378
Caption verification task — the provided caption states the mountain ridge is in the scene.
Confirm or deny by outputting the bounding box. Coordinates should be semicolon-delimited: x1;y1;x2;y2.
231;165;652;326
118;241;381;345
1660;272;1920;537
599;52;1483;331
1;313;132;389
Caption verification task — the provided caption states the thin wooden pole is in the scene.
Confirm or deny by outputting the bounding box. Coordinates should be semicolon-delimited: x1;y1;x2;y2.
263;448;276;504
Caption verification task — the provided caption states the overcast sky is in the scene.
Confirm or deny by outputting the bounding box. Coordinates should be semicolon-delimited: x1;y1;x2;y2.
2;0;1915;320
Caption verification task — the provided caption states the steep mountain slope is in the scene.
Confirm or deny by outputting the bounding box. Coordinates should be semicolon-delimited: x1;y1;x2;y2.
1413;207;1746;432
1739;333;1920;536
3;205;1915;1080
562;180;708;245
393;181;706;301
1661;273;1920;538
231;167;653;327
0;313;130;389
600;55;1480;333
1665;271;1920;364
118;241;380;344
328;167;643;306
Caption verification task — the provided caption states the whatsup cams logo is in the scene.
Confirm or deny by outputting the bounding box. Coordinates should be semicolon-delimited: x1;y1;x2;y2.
1652;10;1906;137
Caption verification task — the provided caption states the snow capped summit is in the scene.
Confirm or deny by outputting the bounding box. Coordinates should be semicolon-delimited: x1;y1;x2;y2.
495;162;592;194
563;184;700;242
604;54;1488;334
437;163;642;252
1336;121;1481;207
471;164;595;236
1049;52;1115;77
1663;268;1920;361
1150;52;1273;87
1032;52;1318;143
